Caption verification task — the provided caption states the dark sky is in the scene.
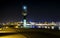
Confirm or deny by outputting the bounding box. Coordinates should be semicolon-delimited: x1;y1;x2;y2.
0;0;60;22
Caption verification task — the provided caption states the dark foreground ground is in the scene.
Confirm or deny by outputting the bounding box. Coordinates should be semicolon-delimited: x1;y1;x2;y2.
0;28;60;38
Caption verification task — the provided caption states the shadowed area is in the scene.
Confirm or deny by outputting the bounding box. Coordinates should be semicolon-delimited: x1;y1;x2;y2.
0;28;60;38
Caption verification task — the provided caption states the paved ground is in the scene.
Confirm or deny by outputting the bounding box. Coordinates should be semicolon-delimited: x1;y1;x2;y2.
0;33;27;38
0;28;60;38
17;28;60;38
0;28;17;33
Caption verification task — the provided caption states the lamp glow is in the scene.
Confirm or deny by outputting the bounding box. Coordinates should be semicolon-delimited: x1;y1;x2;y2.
23;6;27;10
23;19;26;27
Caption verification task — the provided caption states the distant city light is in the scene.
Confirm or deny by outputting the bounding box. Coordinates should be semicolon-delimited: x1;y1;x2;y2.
48;26;50;29
59;26;60;30
45;26;47;29
51;26;54;29
38;26;41;28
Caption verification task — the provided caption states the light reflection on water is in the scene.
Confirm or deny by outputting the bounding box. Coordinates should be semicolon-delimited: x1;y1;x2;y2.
0;34;27;38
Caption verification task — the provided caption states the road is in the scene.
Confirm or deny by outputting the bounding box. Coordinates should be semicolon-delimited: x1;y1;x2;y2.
0;28;60;38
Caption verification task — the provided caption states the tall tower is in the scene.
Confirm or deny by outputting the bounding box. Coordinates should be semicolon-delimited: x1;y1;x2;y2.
22;5;27;28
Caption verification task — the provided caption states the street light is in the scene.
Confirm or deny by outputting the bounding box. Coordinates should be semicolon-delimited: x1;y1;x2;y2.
23;6;27;10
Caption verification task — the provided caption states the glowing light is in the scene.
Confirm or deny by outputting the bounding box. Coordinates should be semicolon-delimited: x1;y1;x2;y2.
0;28;2;30
45;26;47;29
32;26;35;28
51;26;54;29
22;13;27;16
23;6;27;10
23;19;27;27
26;24;31;25
48;26;50;29
6;27;9;29
38;26;41;28
15;26;19;28
30;22;35;25
59;26;60;30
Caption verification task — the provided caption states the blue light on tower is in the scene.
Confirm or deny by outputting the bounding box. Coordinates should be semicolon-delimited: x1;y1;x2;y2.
23;6;27;12
23;6;27;10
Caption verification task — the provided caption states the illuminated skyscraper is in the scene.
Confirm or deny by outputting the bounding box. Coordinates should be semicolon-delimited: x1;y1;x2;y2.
22;5;27;27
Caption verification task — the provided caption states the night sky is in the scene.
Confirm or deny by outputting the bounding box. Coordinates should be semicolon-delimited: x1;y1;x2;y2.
0;0;60;22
